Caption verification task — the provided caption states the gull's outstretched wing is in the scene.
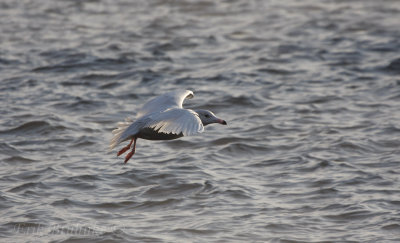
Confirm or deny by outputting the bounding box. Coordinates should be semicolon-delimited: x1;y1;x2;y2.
136;90;194;117
109;90;198;151
145;108;204;136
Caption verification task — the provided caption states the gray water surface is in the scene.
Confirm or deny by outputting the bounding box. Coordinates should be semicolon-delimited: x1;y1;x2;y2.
1;0;400;242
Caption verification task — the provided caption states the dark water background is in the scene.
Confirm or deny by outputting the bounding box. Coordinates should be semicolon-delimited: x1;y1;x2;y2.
1;0;400;242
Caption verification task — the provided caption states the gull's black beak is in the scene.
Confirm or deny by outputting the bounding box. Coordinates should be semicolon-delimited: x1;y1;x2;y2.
218;119;227;125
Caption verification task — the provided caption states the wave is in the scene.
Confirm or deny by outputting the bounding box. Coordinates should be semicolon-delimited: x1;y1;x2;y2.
0;121;66;136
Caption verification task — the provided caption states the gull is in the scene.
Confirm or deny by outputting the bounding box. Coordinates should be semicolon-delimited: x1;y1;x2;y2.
110;90;227;163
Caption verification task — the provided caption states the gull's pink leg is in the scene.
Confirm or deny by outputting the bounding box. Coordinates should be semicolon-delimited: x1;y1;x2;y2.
117;138;134;156
124;137;137;164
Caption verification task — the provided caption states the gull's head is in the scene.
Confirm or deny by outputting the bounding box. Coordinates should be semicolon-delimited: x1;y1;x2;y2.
195;109;227;126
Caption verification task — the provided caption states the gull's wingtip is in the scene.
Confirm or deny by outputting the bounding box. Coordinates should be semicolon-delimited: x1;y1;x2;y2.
186;90;194;99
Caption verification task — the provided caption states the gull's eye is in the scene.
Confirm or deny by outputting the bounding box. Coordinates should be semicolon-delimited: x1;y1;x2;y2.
205;114;210;118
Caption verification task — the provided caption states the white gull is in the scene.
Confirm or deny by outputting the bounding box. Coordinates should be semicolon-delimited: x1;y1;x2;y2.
110;90;227;163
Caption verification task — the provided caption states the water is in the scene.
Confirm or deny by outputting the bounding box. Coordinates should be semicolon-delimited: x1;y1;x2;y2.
1;0;400;242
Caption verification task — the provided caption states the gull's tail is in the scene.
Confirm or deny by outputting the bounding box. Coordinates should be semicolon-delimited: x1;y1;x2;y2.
109;117;133;151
